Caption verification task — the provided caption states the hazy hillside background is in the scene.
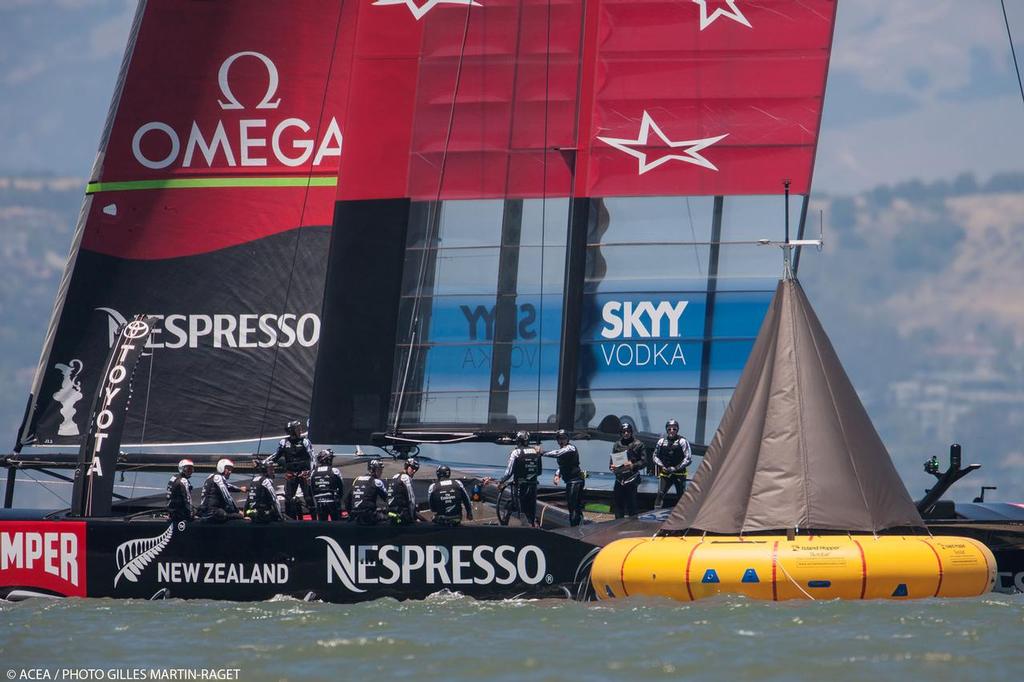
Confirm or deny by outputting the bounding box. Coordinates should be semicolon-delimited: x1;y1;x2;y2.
1;173;1022;502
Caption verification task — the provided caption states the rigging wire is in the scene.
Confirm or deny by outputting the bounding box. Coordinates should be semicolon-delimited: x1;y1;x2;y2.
133;349;156;500
20;469;70;506
254;3;346;454
1001;0;1024;108
536;0;553;425
394;5;474;432
685;198;704;276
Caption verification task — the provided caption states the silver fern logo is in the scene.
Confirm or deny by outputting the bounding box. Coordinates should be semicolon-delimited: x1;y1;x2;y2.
113;525;174;588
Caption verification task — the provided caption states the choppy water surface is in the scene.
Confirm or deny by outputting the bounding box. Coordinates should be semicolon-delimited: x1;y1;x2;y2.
2;593;1022;682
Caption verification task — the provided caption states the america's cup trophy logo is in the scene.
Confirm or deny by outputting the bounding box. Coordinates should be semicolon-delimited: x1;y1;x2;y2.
53;359;84;436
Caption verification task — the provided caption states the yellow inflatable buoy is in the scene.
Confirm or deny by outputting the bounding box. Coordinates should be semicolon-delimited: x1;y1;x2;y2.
591;535;996;601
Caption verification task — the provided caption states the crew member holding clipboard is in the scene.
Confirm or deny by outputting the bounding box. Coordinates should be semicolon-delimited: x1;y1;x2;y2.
610;422;646;518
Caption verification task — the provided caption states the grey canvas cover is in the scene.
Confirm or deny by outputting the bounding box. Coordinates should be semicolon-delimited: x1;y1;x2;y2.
661;279;924;534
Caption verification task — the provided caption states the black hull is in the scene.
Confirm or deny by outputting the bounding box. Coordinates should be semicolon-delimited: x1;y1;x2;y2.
3;513;1023;601
0;516;598;603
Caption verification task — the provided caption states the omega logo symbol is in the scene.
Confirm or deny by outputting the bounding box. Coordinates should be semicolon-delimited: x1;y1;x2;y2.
130;50;343;171
217;51;281;110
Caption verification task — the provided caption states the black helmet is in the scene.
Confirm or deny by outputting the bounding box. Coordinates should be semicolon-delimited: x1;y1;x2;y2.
555;428;570;443
405;458;420;472
367;458;384;475
620;422;634;435
286;420;304;438
515;430;530;446
665;419;680;432
317;448;334;465
253;457;274;474
436;465;451;480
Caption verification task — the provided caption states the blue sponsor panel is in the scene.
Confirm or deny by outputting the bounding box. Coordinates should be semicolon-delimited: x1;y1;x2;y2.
423;295;564;345
418;342;561;392
706;339;758;389
579;340;705;390
577;291;770;391
710;291;773;338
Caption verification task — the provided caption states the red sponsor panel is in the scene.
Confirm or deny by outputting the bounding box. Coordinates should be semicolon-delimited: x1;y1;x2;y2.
576;0;837;197
81;185;336;260
588;142;817;197
0;522;87;597
84;1;355;257
101;0;351;183
335;0;425;201
599;0;836;51
340;0;836;201
406;0;583;199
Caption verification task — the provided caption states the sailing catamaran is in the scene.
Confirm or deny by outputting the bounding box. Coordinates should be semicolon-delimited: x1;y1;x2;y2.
2;0;1020;602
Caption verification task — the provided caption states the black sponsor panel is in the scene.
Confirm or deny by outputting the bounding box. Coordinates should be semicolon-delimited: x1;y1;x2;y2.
26;227;329;446
72;315;152;516
85;519;597;602
311;199;409;443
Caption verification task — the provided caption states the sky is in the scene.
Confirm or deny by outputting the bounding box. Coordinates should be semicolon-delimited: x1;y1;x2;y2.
1;0;1023;192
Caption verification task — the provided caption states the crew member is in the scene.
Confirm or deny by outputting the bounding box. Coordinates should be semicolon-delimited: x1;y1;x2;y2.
387;458;420;525
653;419;691;509
542;429;585;527
198;458;247;523
498;430;542;527
310;448;344;521
264;420;315;519
343;459;388;525
610;422;646;518
428;465;473;525
245;459;284;523
166;458;195;524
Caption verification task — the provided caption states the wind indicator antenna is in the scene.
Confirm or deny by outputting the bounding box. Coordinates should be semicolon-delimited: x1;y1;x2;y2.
757;179;823;280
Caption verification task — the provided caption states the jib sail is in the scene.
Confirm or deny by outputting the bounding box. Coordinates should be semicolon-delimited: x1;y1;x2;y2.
309;0;838;444
19;0;357;447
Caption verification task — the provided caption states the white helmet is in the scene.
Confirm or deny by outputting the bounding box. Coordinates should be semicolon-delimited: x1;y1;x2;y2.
216;458;235;474
177;459;194;473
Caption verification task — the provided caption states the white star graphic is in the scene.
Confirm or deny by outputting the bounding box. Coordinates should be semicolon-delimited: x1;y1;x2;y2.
692;0;752;30
597;111;728;174
372;0;482;21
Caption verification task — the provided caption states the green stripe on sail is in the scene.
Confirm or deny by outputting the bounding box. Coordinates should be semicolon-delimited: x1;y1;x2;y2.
86;176;338;193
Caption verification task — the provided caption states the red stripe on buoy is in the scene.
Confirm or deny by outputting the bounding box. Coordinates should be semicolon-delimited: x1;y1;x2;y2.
919;539;943;597
771;541;779;601
619;541;643;597
684;542;701;602
852;539;867;599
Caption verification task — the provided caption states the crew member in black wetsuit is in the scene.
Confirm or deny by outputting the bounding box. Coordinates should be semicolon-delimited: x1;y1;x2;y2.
166;458;195;524
198;458;248;523
245;459;284;523
610;422;646;518
387;458;420;525
428;465;473;526
311;449;344;521
497;430;542;527
264;420;315;519
542;429;585;527
653;419;691;509
343;459;388;525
